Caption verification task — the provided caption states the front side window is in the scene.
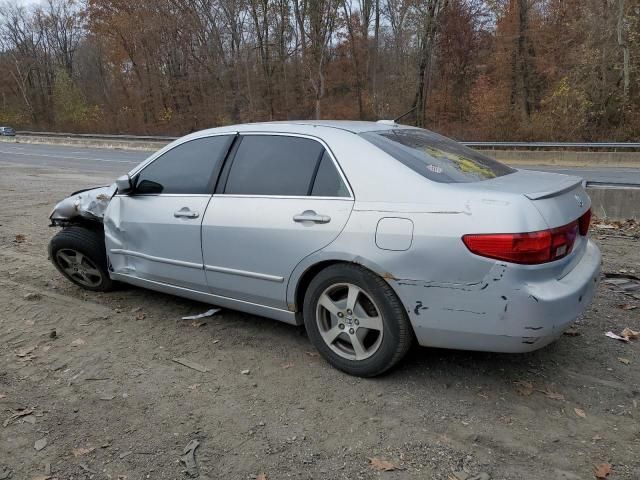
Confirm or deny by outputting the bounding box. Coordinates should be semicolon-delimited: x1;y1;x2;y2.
135;135;234;194
360;129;515;183
224;135;327;196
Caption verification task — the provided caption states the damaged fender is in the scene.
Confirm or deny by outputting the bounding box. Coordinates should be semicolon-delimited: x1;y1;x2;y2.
49;184;116;225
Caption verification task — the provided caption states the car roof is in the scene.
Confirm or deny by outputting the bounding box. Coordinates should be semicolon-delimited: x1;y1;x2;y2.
188;120;412;137
244;120;402;133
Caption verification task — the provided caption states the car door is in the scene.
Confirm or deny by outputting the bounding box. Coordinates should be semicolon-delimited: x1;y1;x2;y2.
201;133;354;309
105;134;235;291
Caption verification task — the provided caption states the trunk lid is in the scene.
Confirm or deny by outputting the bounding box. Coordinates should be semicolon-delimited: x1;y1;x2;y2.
467;169;590;228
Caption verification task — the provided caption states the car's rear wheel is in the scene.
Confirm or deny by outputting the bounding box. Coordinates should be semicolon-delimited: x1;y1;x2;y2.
303;264;413;377
49;226;114;292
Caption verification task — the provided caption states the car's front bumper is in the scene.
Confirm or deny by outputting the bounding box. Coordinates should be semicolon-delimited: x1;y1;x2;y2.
391;239;602;353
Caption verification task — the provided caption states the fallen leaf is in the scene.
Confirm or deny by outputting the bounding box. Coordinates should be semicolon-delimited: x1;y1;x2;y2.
257;474;268;480
71;338;86;346
14;234;26;243
621;327;640;340
617;357;631;365
574;407;586;418
281;363;294;369
3;408;35;427
514;381;533;396
539;389;565;401
593;463;612;479
618;304;637;311
190;321;206;327
72;446;95;457
34;437;47;451
368;457;400;472
135;313;146;321
563;328;581;337
304;351;319;357
15;345;37;357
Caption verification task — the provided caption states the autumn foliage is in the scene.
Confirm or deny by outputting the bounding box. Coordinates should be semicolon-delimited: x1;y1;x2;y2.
0;0;638;140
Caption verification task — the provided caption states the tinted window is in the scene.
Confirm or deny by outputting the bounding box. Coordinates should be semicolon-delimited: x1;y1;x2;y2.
136;135;234;194
311;152;349;197
360;129;515;183
224;135;324;196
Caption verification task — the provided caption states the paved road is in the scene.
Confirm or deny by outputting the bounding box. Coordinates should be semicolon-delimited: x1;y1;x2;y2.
1;141;639;184
0;142;146;175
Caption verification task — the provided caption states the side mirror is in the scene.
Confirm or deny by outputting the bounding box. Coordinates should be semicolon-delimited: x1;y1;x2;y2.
136;179;164;194
115;174;134;195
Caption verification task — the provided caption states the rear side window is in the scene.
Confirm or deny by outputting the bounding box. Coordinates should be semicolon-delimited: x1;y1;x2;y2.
224;135;326;196
136;135;234;194
360;129;514;183
311;152;350;197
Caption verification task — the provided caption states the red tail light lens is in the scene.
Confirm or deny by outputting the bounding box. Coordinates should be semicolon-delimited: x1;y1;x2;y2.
462;221;580;265
578;208;591;236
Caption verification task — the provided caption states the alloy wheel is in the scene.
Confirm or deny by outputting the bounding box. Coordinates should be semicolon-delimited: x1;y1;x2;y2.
315;282;384;361
55;248;103;288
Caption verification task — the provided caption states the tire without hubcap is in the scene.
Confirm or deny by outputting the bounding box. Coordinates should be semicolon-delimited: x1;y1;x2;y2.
303;264;413;377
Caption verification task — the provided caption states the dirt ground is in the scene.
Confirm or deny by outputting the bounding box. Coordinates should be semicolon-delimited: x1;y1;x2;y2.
1;162;639;480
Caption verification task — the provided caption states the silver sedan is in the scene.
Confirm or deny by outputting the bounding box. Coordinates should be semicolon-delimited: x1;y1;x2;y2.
48;121;601;376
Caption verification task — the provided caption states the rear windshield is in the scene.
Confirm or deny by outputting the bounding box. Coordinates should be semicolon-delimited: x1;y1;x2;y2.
360;129;515;183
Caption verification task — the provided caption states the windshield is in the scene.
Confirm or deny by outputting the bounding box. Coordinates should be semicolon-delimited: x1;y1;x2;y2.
360;129;515;183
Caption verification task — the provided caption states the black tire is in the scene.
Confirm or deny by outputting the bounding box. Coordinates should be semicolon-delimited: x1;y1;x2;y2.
303;264;413;377
48;225;114;292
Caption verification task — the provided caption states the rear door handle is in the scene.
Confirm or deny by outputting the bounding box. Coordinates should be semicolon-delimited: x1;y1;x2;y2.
293;210;331;224
174;208;199;219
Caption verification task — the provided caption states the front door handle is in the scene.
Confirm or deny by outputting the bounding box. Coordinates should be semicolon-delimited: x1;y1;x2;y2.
293;210;331;224
174;208;199;219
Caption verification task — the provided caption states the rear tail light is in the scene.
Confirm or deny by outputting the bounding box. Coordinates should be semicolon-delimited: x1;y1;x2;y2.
462;216;587;265
578;208;591;236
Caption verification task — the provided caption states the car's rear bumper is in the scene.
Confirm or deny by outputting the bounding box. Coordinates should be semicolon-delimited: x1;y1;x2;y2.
391;239;602;353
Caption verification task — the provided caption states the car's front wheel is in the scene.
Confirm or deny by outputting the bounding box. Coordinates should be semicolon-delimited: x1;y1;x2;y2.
49;225;114;292
303;264;413;377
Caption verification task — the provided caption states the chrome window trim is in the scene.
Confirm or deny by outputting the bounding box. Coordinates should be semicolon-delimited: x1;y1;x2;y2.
225;131;355;200
110;249;203;270
113;193;212;198
128;131;239;178
204;264;284;283
212;194;353;201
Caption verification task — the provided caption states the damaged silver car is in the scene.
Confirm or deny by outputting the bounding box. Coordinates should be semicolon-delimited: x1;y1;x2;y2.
48;121;601;376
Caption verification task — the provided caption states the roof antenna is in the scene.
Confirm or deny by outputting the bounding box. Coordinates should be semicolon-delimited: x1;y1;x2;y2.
393;105;417;123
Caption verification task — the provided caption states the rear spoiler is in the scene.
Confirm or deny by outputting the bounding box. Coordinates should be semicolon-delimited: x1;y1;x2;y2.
523;178;583;200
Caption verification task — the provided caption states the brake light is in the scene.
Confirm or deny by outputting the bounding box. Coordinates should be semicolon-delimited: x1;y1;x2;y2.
462;221;580;265
578;208;591;236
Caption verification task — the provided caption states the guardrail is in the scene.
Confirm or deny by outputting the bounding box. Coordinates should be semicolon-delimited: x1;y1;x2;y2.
464;141;640;151
15;131;640;151
17;131;178;142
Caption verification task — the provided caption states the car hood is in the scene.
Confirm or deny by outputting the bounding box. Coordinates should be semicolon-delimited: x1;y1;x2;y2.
49;184;116;223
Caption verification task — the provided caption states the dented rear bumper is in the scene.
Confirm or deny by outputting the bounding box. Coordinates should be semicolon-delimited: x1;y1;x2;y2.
392;240;602;353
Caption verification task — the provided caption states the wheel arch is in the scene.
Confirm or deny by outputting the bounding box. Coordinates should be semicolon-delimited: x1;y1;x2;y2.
289;253;402;320
51;218;105;233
